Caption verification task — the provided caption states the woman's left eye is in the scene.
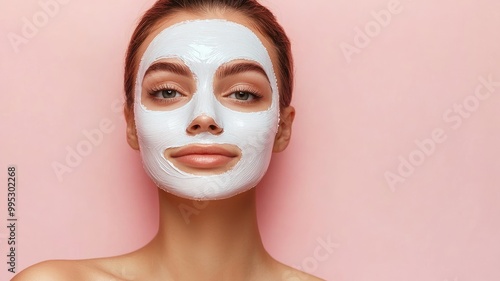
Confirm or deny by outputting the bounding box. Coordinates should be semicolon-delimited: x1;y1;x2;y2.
155;89;182;98
228;91;259;101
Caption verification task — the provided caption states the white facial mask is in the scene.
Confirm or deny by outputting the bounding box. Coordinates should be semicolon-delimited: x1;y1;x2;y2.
134;19;280;200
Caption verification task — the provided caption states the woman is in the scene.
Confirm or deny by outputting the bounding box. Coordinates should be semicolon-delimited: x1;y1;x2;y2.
13;0;322;280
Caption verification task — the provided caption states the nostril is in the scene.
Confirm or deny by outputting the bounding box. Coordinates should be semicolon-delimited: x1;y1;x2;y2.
187;115;222;135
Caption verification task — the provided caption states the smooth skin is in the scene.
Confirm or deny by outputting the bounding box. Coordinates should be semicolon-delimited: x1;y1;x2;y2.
12;9;324;281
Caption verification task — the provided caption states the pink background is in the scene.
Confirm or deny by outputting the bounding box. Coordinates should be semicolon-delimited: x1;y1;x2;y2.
1;0;500;280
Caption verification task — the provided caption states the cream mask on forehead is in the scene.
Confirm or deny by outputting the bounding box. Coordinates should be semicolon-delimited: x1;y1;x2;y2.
134;19;280;200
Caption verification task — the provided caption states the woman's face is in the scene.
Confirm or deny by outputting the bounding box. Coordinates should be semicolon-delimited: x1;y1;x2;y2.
126;11;293;200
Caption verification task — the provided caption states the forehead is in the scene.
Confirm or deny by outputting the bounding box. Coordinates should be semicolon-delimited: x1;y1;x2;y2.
135;11;279;74
140;20;272;70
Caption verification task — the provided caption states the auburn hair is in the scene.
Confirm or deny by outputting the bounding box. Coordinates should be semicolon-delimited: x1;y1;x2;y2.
124;0;293;111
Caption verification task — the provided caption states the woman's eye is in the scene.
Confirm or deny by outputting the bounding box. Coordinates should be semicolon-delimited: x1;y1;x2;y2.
152;89;182;99
229;91;258;101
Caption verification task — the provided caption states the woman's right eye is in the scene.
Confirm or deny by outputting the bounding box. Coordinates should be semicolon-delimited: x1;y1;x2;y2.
151;89;183;99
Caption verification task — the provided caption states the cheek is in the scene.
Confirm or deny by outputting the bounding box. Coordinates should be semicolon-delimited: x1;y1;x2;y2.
225;111;279;152
134;104;191;149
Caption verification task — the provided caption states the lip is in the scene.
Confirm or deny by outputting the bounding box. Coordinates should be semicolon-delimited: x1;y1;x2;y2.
170;145;238;158
168;145;240;171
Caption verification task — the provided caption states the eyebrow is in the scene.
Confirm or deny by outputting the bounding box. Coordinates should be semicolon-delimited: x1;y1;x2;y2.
144;61;192;77
216;62;269;81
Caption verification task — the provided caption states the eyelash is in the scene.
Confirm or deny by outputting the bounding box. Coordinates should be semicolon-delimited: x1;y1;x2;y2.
147;84;185;104
227;87;263;103
146;84;263;105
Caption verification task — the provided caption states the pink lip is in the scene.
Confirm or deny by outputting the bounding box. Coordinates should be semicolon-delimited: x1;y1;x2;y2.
169;145;239;169
171;145;237;158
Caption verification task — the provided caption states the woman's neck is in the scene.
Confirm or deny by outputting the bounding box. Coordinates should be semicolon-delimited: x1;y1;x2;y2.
140;188;275;280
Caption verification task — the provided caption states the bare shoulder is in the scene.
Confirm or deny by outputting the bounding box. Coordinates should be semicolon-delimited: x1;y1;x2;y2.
278;264;326;281
281;269;325;281
11;259;120;281
12;260;83;281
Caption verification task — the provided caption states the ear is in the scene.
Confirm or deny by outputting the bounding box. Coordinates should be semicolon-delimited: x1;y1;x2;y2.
273;106;295;153
124;105;140;150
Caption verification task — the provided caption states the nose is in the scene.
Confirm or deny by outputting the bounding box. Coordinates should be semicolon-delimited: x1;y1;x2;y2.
186;115;223;135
